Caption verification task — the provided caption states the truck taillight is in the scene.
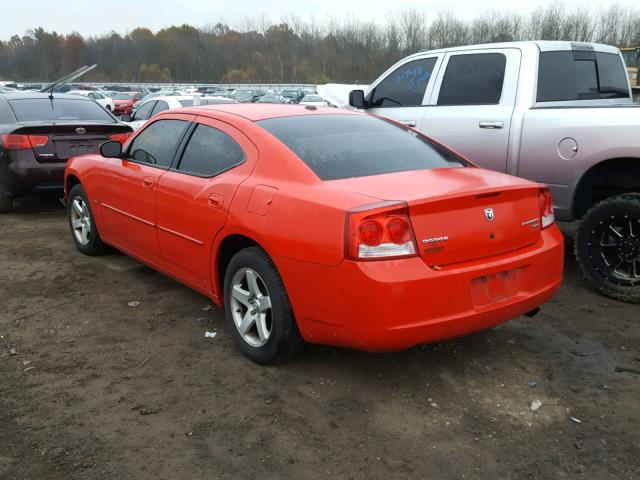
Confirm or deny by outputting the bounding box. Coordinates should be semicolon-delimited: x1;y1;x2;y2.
345;201;418;260
0;134;49;150
538;187;555;229
110;132;132;144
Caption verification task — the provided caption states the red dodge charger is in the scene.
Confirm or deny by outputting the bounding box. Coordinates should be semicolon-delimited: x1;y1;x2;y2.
64;104;564;363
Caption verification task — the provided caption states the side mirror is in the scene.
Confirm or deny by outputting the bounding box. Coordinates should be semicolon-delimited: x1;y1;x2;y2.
121;113;132;122
100;141;122;158
349;90;366;109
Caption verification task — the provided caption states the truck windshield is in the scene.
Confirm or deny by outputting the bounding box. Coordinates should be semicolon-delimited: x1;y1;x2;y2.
258;114;465;181
8;98;115;122
537;51;629;102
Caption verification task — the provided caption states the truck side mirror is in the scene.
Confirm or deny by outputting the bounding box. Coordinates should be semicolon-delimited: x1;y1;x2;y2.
349;90;366;109
100;140;122;158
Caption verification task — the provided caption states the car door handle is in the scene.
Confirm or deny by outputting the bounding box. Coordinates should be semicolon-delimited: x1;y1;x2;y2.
208;193;223;208
399;120;417;127
479;121;504;129
142;176;154;188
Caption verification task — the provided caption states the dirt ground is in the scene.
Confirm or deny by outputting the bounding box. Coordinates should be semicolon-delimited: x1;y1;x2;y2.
1;194;638;480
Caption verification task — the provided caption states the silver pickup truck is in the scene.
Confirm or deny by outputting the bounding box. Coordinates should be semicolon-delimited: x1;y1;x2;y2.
330;41;640;302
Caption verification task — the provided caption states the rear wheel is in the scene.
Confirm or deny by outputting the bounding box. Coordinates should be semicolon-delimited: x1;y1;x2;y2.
68;184;108;256
223;247;302;363
0;193;13;213
575;194;640;303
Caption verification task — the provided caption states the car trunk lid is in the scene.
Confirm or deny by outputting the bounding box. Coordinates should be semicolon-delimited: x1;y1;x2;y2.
10;123;131;162
330;167;542;266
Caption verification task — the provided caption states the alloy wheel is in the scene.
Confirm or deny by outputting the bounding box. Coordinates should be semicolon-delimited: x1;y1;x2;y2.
229;267;273;347
70;197;92;246
589;215;640;285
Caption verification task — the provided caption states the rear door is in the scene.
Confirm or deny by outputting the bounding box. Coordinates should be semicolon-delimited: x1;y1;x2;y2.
100;115;194;262
155;115;258;291
421;48;520;173
365;54;443;129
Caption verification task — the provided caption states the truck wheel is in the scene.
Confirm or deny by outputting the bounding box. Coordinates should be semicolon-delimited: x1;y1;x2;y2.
223;247;303;364
575;194;640;303
0;194;13;213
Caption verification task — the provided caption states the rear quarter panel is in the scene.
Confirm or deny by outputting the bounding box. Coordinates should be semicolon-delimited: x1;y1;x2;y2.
518;106;640;220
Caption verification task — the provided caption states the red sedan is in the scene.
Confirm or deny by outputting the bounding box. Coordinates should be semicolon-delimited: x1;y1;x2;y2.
64;105;564;363
111;92;140;115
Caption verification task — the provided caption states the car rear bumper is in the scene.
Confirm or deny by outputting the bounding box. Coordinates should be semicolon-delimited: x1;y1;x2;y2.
0;151;65;197
276;226;564;352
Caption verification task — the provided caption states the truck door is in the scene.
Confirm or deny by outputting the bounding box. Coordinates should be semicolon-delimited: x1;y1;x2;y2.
364;54;443;130
420;48;521;173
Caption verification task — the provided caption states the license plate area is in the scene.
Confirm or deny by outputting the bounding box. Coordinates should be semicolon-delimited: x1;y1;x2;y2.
471;266;529;308
54;136;106;159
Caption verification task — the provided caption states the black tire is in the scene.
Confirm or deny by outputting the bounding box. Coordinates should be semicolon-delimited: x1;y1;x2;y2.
0;193;13;213
575;194;640;303
223;246;303;364
68;183;108;256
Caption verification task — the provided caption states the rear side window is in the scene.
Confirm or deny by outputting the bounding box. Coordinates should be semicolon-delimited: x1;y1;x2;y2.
177;124;245;177
369;57;437;108
134;101;156;120
127;119;187;168
258;114;465;181
152;101;169;116
437;53;506;105
537;51;629;102
8;98;115;122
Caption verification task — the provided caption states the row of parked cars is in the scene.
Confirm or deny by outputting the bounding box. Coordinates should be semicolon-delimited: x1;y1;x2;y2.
1;40;638;365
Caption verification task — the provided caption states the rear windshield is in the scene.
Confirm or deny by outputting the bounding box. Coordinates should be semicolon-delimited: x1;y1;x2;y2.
8;98;115;122
178;99;193;107
113;94;134;100
537;51;629;102
258;114;465;180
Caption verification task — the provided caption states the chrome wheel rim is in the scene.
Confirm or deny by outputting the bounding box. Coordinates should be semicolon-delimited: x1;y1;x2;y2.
70;197;91;246
230;268;272;347
589;215;640;286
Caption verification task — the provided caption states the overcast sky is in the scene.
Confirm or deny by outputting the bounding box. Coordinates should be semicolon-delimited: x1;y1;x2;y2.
1;0;637;40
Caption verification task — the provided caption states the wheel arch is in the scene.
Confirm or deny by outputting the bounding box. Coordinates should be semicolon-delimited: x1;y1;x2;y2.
65;173;82;197
572;157;640;219
214;233;267;304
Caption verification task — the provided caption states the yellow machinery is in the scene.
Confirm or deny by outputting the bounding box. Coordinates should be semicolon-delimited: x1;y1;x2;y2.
621;47;640;99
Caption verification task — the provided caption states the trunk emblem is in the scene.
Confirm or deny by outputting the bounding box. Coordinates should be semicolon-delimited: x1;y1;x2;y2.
76;127;87;134
484;208;495;222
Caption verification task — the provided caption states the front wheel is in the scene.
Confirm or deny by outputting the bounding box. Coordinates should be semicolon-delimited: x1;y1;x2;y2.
575;194;640;303
223;247;302;363
68;184;108;256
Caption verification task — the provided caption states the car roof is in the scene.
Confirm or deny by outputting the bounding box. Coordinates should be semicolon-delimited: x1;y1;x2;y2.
168;103;359;122
0;92;94;101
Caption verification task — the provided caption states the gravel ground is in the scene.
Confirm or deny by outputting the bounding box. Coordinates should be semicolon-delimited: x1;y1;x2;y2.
1;194;639;480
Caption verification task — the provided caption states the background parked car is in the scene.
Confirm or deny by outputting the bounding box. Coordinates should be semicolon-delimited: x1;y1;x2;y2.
256;94;290;104
68;90;115;112
0;92;132;212
280;88;304;103
122;95;239;130
299;94;327;106
231;89;265;102
112;92;141;116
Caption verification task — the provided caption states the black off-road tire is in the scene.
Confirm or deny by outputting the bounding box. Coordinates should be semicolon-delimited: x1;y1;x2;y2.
575;194;640;303
223;246;303;364
0;193;13;213
68;184;108;256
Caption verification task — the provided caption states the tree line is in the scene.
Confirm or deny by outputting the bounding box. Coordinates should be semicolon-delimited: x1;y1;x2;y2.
1;3;640;84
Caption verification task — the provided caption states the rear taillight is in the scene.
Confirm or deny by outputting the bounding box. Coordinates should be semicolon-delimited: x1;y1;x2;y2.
345;201;418;260
0;134;49;150
538;187;555;229
110;132;132;144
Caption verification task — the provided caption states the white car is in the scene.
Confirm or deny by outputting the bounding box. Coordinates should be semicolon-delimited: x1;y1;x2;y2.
67;90;115;112
299;94;328;107
122;95;239;130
